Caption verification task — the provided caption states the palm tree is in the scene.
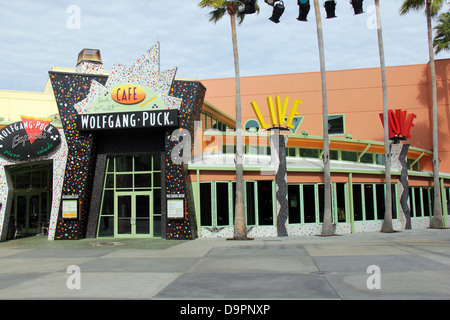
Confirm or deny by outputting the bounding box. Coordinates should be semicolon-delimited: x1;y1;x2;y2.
312;0;333;236
375;0;393;232
400;0;445;228
198;0;259;239
434;11;450;54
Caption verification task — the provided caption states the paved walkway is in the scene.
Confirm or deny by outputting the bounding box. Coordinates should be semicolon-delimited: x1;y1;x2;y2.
1;229;450;301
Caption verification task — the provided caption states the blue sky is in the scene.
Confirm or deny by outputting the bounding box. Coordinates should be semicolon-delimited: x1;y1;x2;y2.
0;0;448;92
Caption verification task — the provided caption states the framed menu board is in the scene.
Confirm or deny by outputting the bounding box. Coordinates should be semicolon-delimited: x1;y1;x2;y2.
62;195;79;219
167;194;185;219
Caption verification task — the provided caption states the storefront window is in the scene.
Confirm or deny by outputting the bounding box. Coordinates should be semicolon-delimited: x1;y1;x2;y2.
97;153;162;238
289;183;347;225
328;115;345;134
376;184;385;220
353;184;363;221
300;148;320;159
336;183;346;222
246;182;256;225
216;183;230;226
352;183;398;221
115;155;133;172
342;151;358;162
257;181;273;225
200;183;212;226
288;185;301;223
364;184;375;220
199;180;274;228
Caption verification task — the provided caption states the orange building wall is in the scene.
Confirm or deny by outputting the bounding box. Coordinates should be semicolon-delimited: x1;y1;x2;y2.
200;59;450;173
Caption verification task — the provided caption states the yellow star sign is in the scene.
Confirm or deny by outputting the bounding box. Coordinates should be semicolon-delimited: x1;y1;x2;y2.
251;96;302;130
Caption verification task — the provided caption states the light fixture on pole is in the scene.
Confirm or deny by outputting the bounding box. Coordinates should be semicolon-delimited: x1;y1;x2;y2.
297;0;311;21
350;0;363;15
268;0;285;23
238;0;257;14
324;0;337;18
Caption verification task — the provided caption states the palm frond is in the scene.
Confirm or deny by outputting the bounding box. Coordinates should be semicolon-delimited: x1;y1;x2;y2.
399;0;444;16
198;0;227;9
434;12;450;54
236;3;260;25
198;0;260;25
429;0;444;16
208;7;227;23
399;0;426;15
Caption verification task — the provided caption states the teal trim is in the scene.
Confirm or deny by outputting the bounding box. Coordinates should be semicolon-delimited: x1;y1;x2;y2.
357;144;371;162
349;173;355;233
441;179;447;227
193;170;201;236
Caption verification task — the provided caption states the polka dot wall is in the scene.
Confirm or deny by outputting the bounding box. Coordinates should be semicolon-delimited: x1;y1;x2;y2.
0;129;67;241
47;43;206;240
165;80;205;239
49;72;108;240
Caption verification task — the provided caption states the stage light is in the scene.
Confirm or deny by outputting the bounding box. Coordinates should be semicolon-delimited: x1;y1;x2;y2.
324;0;337;19
269;1;285;23
238;0;257;14
297;0;311;21
350;0;364;15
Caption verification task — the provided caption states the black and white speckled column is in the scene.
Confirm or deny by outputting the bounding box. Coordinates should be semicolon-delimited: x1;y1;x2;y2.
270;129;288;237
391;143;411;230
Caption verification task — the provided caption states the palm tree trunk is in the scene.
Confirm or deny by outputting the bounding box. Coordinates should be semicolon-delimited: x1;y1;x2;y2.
230;12;247;239
427;0;444;228
313;0;333;236
376;0;393;233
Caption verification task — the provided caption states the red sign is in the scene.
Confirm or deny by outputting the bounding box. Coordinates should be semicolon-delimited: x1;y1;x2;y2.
20;116;52;144
379;109;416;140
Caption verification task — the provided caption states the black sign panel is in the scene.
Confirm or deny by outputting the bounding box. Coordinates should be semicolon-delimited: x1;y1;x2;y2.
76;110;179;131
0;122;61;160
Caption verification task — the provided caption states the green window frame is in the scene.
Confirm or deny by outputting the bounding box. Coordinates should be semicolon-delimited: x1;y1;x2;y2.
97;153;162;238
199;181;235;227
352;183;398;222
409;186;432;218
201;112;230;132
328;114;345;135
288;183;348;225
199;180;275;228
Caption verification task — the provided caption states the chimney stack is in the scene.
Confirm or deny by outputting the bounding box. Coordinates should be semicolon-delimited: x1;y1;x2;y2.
75;48;104;74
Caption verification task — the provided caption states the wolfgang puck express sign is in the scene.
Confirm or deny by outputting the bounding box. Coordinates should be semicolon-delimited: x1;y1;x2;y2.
0;116;61;160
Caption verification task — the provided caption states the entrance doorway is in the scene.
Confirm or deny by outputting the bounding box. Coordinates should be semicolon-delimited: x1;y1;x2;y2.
97;153;162;238
116;191;159;237
13;191;50;237
7;161;52;239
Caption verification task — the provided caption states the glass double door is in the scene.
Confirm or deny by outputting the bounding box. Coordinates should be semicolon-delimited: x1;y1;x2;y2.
115;191;157;237
13;190;49;237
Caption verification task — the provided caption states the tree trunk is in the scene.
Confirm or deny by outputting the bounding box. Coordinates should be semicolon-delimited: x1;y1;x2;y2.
427;0;444;228
230;12;247;239
376;0;393;233
313;0;333;236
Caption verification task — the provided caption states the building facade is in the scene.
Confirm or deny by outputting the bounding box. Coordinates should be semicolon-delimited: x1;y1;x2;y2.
0;45;449;241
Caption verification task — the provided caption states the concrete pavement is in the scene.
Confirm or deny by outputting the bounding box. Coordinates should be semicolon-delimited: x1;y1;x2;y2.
1;228;450;301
